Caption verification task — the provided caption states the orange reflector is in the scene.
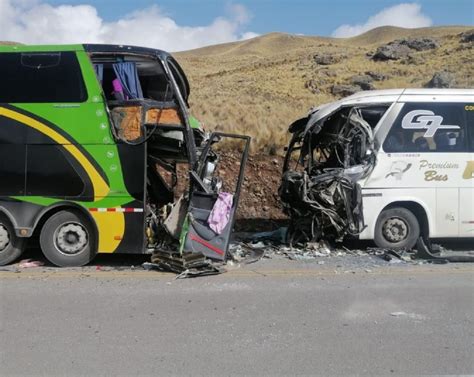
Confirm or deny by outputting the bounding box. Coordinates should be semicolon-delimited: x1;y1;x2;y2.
114;236;122;240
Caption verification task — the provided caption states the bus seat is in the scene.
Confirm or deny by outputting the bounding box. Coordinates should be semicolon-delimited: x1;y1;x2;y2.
110;106;143;141
413;136;430;151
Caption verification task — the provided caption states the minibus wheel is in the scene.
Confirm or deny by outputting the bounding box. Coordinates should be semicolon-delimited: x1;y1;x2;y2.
0;216;26;266
374;207;420;250
40;210;97;267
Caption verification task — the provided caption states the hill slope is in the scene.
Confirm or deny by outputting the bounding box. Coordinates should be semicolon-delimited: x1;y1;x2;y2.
175;26;473;153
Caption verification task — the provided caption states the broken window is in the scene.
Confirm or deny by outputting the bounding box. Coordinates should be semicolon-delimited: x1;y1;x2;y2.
280;105;389;245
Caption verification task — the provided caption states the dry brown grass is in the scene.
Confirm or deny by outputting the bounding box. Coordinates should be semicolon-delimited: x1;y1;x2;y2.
175;26;473;154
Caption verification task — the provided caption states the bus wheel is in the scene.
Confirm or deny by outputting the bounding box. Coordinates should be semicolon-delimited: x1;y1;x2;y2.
374;207;420;250
40;210;97;267
0;216;26;266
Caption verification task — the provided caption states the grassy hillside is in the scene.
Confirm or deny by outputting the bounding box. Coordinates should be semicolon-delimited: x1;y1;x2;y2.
2;27;472;154
175;26;473;153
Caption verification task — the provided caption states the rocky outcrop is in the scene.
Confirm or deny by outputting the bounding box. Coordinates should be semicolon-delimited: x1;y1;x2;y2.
364;71;387;81
313;53;344;65
372;37;439;61
460;30;474;43
399;37;439;51
425;71;456;88
372;43;412;60
331;84;360;97
350;75;375;90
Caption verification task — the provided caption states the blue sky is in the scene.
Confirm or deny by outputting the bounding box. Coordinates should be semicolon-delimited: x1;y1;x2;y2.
45;0;473;35
1;0;472;50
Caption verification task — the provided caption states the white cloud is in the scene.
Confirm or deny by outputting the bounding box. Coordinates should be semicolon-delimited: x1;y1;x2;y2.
0;0;259;51
241;32;260;40
332;3;433;38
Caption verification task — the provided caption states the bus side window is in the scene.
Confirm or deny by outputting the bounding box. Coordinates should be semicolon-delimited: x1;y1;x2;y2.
0;52;87;103
384;103;468;153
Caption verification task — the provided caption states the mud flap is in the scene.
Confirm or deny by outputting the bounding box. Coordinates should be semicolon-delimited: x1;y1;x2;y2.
183;133;250;261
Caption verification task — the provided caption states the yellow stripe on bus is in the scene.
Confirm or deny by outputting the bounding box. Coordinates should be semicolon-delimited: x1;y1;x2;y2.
0;107;110;201
90;211;125;253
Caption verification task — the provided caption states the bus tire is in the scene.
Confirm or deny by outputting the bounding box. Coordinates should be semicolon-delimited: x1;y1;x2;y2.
40;210;97;267
374;207;420;250
0;215;26;266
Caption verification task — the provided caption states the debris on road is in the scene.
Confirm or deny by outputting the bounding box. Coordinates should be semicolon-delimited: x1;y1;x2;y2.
390;311;426;320
143;250;224;278
18;259;44;268
415;238;474;263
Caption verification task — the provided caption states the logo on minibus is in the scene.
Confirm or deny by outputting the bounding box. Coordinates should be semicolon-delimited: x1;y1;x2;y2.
402;110;460;137
419;160;459;181
385;161;412;180
463;161;474;180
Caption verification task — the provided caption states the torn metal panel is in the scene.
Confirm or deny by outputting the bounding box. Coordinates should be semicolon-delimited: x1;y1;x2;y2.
145;250;224;278
281;105;388;246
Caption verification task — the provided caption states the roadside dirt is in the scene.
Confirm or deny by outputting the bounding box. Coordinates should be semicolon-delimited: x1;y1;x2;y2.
176;152;287;231
223;152;285;216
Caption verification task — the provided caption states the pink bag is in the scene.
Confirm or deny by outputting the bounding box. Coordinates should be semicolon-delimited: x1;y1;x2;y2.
208;192;233;234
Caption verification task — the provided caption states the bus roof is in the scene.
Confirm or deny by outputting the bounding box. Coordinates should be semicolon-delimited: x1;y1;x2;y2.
0;44;172;59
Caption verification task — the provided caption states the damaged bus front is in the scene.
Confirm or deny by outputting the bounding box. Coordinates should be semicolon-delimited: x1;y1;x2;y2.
280;89;474;250
0;44;249;267
280;102;382;245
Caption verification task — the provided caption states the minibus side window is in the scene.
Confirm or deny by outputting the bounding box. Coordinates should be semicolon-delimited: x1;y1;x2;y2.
0;52;87;103
384;103;468;153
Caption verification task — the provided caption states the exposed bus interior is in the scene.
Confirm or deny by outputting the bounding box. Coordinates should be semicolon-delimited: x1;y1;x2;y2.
280;105;388;245
90;52;250;261
90;53;201;247
90;54;201;157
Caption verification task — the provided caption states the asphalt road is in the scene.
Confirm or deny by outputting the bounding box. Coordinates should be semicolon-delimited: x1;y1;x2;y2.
1;259;473;376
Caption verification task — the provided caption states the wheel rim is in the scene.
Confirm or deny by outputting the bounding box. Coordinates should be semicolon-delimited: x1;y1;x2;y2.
54;222;88;255
382;217;409;243
0;224;10;252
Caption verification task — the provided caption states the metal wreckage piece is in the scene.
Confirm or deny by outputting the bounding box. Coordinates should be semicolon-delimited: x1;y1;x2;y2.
280;107;376;246
145;132;251;277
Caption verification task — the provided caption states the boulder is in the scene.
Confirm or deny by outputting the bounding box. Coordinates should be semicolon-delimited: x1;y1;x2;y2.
364;71;387;81
460;29;474;43
425;71;456;88
372;43;412;61
331;84;360;97
350;75;375;90
399;37;439;51
304;79;321;94
313;53;342;65
372;37;439;61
